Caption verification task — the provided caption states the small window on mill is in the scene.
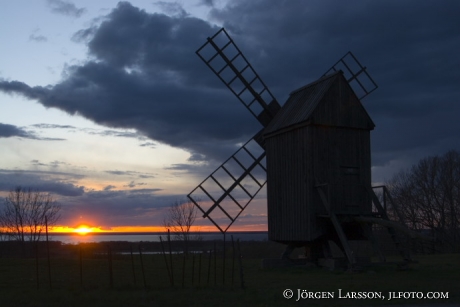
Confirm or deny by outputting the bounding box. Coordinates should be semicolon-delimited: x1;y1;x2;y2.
341;166;359;176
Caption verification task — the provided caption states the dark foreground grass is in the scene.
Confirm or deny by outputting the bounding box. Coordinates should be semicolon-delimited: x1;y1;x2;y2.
0;244;458;307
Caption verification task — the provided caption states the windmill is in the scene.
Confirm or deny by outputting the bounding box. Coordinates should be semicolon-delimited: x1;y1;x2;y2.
188;28;410;268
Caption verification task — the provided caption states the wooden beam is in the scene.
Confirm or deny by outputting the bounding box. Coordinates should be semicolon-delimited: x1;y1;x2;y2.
315;180;356;267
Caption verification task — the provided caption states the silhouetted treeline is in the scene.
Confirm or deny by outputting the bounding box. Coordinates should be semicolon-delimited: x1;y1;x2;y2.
386;150;460;253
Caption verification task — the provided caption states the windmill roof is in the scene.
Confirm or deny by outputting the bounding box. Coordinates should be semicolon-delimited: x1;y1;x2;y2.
263;70;375;136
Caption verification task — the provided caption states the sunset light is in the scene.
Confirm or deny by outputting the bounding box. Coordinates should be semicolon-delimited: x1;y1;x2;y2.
74;225;92;235
0;0;456;247
45;223;268;234
58;225;105;235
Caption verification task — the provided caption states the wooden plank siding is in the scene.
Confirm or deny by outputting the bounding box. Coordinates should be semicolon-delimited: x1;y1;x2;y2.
311;126;372;215
266;126;312;242
264;71;374;243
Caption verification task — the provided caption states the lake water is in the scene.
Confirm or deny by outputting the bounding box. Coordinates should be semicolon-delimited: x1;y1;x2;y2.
50;232;268;244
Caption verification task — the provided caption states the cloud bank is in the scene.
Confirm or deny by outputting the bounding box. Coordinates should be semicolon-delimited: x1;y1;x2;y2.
1;0;459;179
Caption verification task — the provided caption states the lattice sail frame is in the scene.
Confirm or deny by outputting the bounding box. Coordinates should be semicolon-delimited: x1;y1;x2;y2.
187;137;266;233
196;28;280;127
323;51;378;100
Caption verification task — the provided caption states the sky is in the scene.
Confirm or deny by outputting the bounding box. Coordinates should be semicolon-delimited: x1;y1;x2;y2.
0;0;459;233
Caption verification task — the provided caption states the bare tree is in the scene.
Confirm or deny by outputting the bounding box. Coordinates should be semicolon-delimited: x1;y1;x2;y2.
163;199;198;254
386;150;460;252
0;187;61;242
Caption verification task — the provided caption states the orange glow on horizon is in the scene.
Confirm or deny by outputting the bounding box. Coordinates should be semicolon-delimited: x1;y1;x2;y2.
47;224;267;233
50;225;105;234
73;225;96;235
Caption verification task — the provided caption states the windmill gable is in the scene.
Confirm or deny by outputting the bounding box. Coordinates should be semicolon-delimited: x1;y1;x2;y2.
264;71;374;138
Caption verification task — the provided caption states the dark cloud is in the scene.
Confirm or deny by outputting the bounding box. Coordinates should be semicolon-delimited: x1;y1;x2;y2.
0;123;65;141
153;1;188;17
208;0;460;172
47;0;86;18
129;188;161;193
164;162;216;180
40;137;66;141
105;169;156;179
138;174;155;179
60;188;168;227
103;185;116;191
1;0;459;183
105;170;127;176
32;123;76;129
0;169;85;196
0;2;256;163
31;160;47;167
125;181;148;188
82;128;142;139
124;180;136;188
0;123;33;138
49;160;69;168
30;160;70;169
139;142;156;148
164;163;194;171
125;181;136;188
0;169;166;227
199;0;214;7
0;167;168;226
29;34;48;42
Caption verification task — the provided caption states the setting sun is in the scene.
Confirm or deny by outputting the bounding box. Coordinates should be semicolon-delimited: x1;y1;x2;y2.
74;226;90;235
71;225;104;235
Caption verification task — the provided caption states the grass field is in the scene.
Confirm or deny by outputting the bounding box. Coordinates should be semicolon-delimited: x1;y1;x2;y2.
0;241;458;307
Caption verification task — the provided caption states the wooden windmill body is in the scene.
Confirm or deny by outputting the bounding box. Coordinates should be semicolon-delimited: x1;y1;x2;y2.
189;28;410;268
265;71;374;244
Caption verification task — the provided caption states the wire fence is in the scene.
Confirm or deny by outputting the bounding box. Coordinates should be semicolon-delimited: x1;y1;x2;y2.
0;229;454;292
0;233;247;291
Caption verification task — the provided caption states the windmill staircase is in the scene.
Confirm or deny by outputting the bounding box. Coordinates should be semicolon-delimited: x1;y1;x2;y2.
315;182;413;270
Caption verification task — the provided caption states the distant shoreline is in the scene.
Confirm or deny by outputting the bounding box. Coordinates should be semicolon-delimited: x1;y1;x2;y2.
49;231;268;236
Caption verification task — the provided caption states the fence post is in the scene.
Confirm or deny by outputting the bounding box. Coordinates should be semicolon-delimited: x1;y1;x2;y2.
45;216;52;290
207;249;211;285
198;253;202;285
35;243;39;290
160;236;173;287
237;239;245;290
130;244;136;286
139;244;147;289
168;229;174;287
191;253;195;285
231;235;235;288
182;252;186;288
222;233;226;285
214;240;217;286
107;244;113;289
79;244;83;288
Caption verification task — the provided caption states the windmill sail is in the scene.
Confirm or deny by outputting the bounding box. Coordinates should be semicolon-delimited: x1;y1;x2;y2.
196;28;280;127
323;51;378;100
190;28;279;232
187;136;266;233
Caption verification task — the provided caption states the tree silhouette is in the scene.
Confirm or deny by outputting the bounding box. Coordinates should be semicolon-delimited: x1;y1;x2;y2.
386;150;460;252
163;199;198;254
0;187;61;242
